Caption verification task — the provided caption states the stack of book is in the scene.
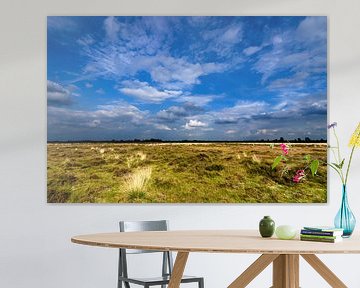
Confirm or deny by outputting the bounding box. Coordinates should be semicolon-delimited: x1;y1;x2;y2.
300;226;344;243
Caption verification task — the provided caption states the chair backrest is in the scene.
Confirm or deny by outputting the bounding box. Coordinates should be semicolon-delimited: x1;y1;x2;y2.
120;220;168;232
118;220;174;283
119;220;169;254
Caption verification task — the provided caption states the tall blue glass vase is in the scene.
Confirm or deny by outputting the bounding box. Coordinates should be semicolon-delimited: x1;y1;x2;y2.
334;185;356;237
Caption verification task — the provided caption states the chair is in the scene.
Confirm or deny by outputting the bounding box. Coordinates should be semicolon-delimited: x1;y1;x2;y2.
118;220;204;288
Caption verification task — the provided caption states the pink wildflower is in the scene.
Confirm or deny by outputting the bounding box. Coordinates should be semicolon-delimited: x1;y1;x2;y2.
293;169;305;183
280;143;289;155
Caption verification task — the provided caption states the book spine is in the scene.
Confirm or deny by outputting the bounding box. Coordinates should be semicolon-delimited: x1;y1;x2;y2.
300;234;337;240
300;237;337;243
300;230;336;236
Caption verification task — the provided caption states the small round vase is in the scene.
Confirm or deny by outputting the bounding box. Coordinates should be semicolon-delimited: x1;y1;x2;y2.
275;225;297;240
334;185;356;237
259;216;275;238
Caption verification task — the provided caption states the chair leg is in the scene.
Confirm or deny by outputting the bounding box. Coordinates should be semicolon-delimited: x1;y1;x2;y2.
199;278;204;288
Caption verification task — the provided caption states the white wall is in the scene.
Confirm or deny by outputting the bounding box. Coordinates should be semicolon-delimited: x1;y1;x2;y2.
1;0;360;287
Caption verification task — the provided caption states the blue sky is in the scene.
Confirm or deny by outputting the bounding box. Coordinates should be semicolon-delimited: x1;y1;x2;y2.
47;16;327;141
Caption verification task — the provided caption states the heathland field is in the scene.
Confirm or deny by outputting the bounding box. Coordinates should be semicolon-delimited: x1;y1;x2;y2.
47;143;327;203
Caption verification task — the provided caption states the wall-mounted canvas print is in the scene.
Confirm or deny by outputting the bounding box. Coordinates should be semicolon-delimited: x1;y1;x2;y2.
47;16;327;203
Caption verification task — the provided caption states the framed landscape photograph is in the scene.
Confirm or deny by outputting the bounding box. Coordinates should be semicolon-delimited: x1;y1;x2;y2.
47;16;327;203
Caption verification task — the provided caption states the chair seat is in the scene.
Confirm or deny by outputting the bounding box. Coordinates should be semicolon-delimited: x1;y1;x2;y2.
119;274;203;286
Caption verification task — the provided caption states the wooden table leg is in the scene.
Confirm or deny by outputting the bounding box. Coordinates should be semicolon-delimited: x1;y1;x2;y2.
228;254;279;288
301;254;347;288
288;255;299;288
272;254;299;288
168;252;189;288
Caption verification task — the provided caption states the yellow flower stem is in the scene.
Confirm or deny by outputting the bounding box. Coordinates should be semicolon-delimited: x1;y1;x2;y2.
345;145;356;185
345;129;360;185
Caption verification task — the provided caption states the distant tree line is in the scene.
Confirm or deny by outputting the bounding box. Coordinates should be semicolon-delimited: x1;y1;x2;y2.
48;137;326;144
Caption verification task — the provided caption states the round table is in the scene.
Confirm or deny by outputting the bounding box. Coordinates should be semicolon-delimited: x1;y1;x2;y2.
72;230;360;288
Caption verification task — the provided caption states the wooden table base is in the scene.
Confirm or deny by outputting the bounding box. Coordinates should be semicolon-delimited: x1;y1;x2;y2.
168;252;189;288
168;252;348;288
226;254;348;288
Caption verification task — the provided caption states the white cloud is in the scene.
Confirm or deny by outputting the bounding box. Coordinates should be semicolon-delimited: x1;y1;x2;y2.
119;80;182;103
253;44;313;84
47;80;75;106
202;62;228;74
256;129;278;135
156;103;204;123
75;17;230;89
150;58;203;86
252;17;327;84
85;82;93;88
47;17;76;31
268;72;309;90
77;35;95;46
201;96;325;140
155;124;172;131
80;44;226;90
202;23;243;57
48;101;150;140
157;106;187;121
95;101;147;123
96;88;105;94
296;16;327;43
243;46;262;56
149;57;227;88
184;119;208;130
272;35;283;45
273;101;289;111
115;17;175;54
104;16;121;42
203;23;242;44
217;101;268;119
221;25;242;44
175;94;216;106
49;101;147;128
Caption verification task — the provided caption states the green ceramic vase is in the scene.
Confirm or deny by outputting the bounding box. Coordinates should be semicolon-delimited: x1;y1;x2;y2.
259;216;275;237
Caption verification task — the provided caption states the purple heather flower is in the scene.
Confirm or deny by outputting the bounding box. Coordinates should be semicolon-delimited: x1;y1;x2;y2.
327;122;337;129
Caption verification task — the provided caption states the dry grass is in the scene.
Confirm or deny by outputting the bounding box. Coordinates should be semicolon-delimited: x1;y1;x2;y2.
125;166;152;201
126;151;147;168
47;142;327;203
